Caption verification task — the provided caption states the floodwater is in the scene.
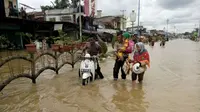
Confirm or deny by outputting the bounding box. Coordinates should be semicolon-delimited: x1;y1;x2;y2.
0;39;200;112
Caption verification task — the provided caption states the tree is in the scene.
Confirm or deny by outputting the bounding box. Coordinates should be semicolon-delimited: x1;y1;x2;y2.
195;28;199;32
71;0;79;8
184;32;190;35
41;0;70;11
40;6;54;11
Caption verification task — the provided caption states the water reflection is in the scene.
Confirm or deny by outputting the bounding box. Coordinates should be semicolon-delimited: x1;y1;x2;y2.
130;84;149;112
1;39;200;112
0;84;41;112
112;82;149;112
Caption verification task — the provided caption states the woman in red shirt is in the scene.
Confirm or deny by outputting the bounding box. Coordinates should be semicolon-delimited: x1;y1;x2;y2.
130;42;150;83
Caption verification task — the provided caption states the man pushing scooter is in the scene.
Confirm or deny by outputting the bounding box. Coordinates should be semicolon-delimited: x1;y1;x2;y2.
83;38;104;79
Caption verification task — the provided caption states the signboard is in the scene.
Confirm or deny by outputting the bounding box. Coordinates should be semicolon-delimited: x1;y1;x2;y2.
54;24;63;31
84;0;89;16
84;0;96;17
90;0;95;17
97;29;117;34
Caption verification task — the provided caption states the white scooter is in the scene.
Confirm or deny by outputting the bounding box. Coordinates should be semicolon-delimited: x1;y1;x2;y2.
79;53;98;85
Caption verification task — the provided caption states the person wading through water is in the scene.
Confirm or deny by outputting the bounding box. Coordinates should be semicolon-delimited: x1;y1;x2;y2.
132;34;138;44
83;38;104;79
114;31;124;60
113;32;132;80
129;42;150;83
160;37;166;46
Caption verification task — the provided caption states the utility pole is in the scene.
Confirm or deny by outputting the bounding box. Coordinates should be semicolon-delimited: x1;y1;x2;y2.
166;19;169;38
174;25;176;35
131;21;134;34
198;20;200;37
164;27;166;38
130;10;136;35
79;0;82;41
137;0;141;38
120;10;126;31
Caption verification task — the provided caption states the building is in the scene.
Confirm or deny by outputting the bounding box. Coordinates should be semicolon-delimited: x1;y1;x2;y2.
126;26;147;35
0;0;79;49
93;16;126;30
150;30;166;36
45;7;84;23
96;10;102;18
126;26;143;33
27;11;45;21
4;0;18;17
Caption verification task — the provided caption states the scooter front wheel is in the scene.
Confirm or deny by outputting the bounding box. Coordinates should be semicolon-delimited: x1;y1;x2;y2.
82;79;86;85
90;72;93;82
78;69;81;78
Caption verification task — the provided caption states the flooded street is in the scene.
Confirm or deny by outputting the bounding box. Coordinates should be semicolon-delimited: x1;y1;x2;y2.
0;39;200;112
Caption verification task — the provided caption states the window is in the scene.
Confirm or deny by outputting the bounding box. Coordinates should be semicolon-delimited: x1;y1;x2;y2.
61;16;72;22
49;18;56;22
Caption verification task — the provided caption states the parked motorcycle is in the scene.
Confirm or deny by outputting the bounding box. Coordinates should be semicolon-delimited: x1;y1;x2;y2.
79;53;98;85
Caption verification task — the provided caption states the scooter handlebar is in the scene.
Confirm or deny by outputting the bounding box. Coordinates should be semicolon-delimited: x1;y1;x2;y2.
80;56;98;60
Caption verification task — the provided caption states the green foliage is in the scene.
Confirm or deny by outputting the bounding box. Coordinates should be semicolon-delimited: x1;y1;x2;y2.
71;0;79;8
111;35;117;48
114;28;120;31
82;35;90;42
54;0;70;9
41;0;78;11
184;32;190;35
99;41;107;54
15;32;33;43
0;35;9;44
96;36;108;55
193;32;198;37
40;6;54;11
0;35;10;49
190;36;197;41
53;30;78;45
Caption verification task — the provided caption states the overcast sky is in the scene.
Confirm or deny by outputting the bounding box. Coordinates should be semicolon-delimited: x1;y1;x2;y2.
19;0;200;33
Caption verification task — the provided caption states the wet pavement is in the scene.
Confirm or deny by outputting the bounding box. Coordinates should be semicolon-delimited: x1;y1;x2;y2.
0;39;200;112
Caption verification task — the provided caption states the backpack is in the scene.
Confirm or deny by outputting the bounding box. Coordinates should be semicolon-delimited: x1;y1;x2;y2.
125;40;134;54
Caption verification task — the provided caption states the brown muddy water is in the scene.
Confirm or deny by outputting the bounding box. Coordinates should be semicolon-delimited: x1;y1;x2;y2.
0;39;200;112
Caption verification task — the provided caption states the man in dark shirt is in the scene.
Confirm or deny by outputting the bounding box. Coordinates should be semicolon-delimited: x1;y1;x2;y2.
132;34;138;44
83;38;104;79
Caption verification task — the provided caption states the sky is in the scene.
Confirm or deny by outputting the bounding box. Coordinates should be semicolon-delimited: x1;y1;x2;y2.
18;0;200;33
